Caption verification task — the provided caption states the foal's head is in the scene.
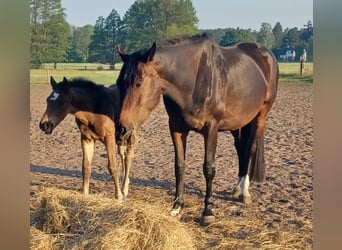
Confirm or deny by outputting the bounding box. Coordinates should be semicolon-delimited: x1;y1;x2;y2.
39;77;72;134
116;43;162;135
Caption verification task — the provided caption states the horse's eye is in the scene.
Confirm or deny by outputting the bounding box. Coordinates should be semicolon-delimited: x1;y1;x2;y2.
136;81;142;88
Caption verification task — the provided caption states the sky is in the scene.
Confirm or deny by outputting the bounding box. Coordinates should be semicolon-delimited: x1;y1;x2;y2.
61;0;313;31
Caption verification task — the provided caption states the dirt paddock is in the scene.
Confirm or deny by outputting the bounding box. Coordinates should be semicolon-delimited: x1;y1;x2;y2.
30;81;313;249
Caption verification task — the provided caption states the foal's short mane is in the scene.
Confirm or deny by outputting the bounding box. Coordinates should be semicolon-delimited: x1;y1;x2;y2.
56;78;104;93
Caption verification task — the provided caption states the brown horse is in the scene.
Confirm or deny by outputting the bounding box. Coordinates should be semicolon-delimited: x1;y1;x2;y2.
116;34;278;224
39;77;135;200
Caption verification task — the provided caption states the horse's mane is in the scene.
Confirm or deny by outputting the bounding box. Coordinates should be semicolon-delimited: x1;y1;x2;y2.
158;33;209;47
117;33;210;88
56;78;104;93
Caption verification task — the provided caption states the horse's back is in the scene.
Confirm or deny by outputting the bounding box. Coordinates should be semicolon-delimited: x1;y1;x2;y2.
229;42;278;104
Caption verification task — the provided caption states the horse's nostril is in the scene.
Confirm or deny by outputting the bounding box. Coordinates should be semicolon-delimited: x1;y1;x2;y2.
39;122;46;131
119;125;127;135
39;121;53;134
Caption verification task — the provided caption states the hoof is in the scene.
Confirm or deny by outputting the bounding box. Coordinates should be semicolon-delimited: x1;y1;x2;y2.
231;187;241;199
241;195;252;204
170;207;181;217
200;215;216;226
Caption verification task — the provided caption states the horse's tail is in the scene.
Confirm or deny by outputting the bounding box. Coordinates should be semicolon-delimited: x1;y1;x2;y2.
248;131;265;182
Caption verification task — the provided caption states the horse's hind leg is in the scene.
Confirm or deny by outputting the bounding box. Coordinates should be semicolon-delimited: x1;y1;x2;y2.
231;114;266;204
80;136;95;195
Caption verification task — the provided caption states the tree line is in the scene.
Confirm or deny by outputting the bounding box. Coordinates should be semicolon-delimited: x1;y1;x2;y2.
30;0;313;68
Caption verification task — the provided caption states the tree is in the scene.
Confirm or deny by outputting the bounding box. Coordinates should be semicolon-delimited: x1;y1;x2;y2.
122;0;198;52
282;27;299;49
257;23;275;49
88;9;124;66
30;0;71;67
104;9;124;66
68;25;94;63
219;28;256;46
272;22;283;48
300;20;313;43
88;16;107;63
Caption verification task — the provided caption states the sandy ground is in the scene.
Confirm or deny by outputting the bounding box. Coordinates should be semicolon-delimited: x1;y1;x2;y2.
30;81;313;248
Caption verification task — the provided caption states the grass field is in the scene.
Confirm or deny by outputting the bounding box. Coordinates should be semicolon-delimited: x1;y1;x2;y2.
30;62;313;85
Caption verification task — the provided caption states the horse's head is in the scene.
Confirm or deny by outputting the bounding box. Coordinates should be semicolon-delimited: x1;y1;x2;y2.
39;76;72;134
116;42;162;137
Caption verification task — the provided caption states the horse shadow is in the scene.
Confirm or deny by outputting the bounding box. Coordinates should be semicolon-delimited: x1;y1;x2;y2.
30;164;238;203
30;163;174;191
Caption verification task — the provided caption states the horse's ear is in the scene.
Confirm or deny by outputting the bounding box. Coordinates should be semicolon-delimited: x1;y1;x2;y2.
50;76;57;89
117;44;128;62
142;42;156;63
63;77;68;83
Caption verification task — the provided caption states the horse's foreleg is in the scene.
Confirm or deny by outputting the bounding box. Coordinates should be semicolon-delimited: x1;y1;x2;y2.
105;136;123;200
81;136;94;195
122;144;134;199
170;130;188;216
201;122;218;225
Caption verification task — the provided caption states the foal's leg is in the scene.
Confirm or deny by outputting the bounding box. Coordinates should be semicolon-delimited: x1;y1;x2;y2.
170;130;188;216
80;136;95;195
201;122;218;225
104;136;123;200
121;143;134;198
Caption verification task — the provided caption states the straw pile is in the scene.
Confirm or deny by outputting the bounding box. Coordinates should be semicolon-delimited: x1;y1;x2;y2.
30;188;195;250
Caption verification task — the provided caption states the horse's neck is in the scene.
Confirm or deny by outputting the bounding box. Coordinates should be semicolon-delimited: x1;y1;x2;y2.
69;87;99;113
70;86;119;122
153;46;201;109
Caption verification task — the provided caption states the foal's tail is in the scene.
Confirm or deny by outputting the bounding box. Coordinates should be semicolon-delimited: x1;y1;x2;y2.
248;131;265;182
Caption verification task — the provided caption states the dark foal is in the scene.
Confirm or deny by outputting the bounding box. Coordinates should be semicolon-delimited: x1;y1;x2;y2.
39;77;135;200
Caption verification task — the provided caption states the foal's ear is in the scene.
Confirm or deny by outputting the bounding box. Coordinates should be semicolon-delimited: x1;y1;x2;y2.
117;44;128;62
50;76;57;89
142;42;156;63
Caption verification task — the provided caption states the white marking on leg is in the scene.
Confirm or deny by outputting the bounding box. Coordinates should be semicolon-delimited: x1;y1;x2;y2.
170;207;181;216
234;177;242;190
240;174;250;197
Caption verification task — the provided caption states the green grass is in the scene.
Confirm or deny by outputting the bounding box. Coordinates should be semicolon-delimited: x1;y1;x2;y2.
30;62;313;85
30;63;122;85
278;62;313;83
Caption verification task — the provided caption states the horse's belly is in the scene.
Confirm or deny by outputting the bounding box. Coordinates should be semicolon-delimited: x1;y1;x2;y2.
218;103;263;130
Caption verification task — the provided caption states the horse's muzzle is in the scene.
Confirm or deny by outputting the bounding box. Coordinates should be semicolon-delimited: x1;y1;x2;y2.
39;121;54;134
116;124;135;145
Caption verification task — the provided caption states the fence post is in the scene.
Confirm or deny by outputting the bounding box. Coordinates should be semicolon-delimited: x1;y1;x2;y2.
300;59;304;76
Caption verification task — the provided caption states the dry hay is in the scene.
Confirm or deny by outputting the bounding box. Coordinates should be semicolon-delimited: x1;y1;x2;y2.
177;197;312;250
30;226;58;250
30;187;312;250
30;188;195;250
199;218;312;250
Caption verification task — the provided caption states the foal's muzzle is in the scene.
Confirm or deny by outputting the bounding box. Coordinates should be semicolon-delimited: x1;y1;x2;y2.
39;121;54;134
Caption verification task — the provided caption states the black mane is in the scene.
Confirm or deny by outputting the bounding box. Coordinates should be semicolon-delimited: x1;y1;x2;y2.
117;33;210;90
158;33;209;47
56;78;104;93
